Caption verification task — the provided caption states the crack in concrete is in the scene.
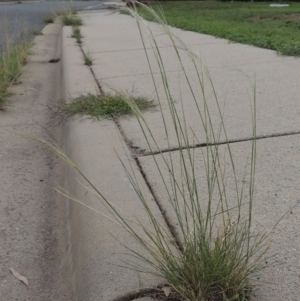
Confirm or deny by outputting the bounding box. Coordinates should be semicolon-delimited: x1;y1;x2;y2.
78;44;104;94
140;131;300;157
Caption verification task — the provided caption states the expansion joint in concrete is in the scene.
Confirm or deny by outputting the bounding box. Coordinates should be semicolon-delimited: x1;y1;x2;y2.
114;118;183;253
141;131;300;157
78;44;104;94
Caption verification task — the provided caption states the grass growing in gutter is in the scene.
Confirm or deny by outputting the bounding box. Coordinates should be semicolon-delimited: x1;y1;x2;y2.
0;42;31;108
140;1;300;56
59;93;154;119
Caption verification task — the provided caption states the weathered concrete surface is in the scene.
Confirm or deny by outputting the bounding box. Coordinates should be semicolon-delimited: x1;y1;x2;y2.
75;10;300;300
0;24;71;300
80;12;300;153
62;118;166;301
61;22;170;301
139;135;300;300
61;26;100;101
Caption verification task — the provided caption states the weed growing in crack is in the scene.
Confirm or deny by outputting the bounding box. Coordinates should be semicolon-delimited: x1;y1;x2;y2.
32;29;43;36
43;14;55;24
54;93;154;120
62;13;83;26
72;26;82;44
83;51;93;66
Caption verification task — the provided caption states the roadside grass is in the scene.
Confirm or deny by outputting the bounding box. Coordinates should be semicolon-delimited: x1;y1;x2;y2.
140;1;300;56
83;51;93;66
0;42;31;108
43;14;55;24
56;93;154;119
72;26;82;44
43;9;81;26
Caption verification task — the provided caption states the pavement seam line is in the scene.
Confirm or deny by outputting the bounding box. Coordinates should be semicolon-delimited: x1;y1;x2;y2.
78;45;104;94
79;39;181;299
114;119;182;252
139;130;300;157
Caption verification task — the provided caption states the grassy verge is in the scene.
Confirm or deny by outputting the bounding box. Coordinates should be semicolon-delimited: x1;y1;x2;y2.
141;1;300;56
0;42;31;108
56;93;154;119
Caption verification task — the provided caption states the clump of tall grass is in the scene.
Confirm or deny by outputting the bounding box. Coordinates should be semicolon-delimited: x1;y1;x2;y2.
61;12;83;26
109;6;268;300
43;14;55;24
38;5;272;301
0;42;31;108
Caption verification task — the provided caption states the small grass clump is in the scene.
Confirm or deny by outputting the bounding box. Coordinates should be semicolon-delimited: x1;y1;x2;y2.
62;13;83;26
72;26;82;44
60;93;154;119
43;14;54;24
0;42;31;108
32;29;43;36
83;52;93;66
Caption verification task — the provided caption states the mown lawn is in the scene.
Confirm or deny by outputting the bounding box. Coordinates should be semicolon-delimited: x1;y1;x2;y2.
142;1;300;56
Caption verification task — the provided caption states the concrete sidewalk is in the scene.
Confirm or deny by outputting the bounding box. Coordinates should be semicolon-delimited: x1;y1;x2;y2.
61;9;300;301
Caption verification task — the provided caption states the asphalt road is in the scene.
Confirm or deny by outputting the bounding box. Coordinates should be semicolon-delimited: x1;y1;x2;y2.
0;0;104;52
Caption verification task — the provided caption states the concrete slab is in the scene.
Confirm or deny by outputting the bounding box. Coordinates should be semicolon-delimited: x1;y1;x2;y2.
62;118;168;301
79;12;300;153
29;23;62;63
61;26;100;101
98;61;300;153
139;134;300;301
61;19;171;300
63;10;300;300
80;11;226;54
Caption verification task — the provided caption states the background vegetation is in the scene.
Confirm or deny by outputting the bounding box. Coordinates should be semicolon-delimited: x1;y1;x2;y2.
142;1;300;56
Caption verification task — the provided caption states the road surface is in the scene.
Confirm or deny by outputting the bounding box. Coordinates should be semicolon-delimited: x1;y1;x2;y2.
0;0;104;52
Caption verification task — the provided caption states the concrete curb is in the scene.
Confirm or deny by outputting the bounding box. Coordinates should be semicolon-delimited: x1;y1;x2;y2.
60;23;168;301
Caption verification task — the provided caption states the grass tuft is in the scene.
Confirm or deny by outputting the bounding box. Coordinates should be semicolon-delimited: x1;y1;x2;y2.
57;93;154;119
62;13;83;26
83;52;93;66
72;26;82;44
43;14;54;24
32;29;43;36
0;42;31;108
